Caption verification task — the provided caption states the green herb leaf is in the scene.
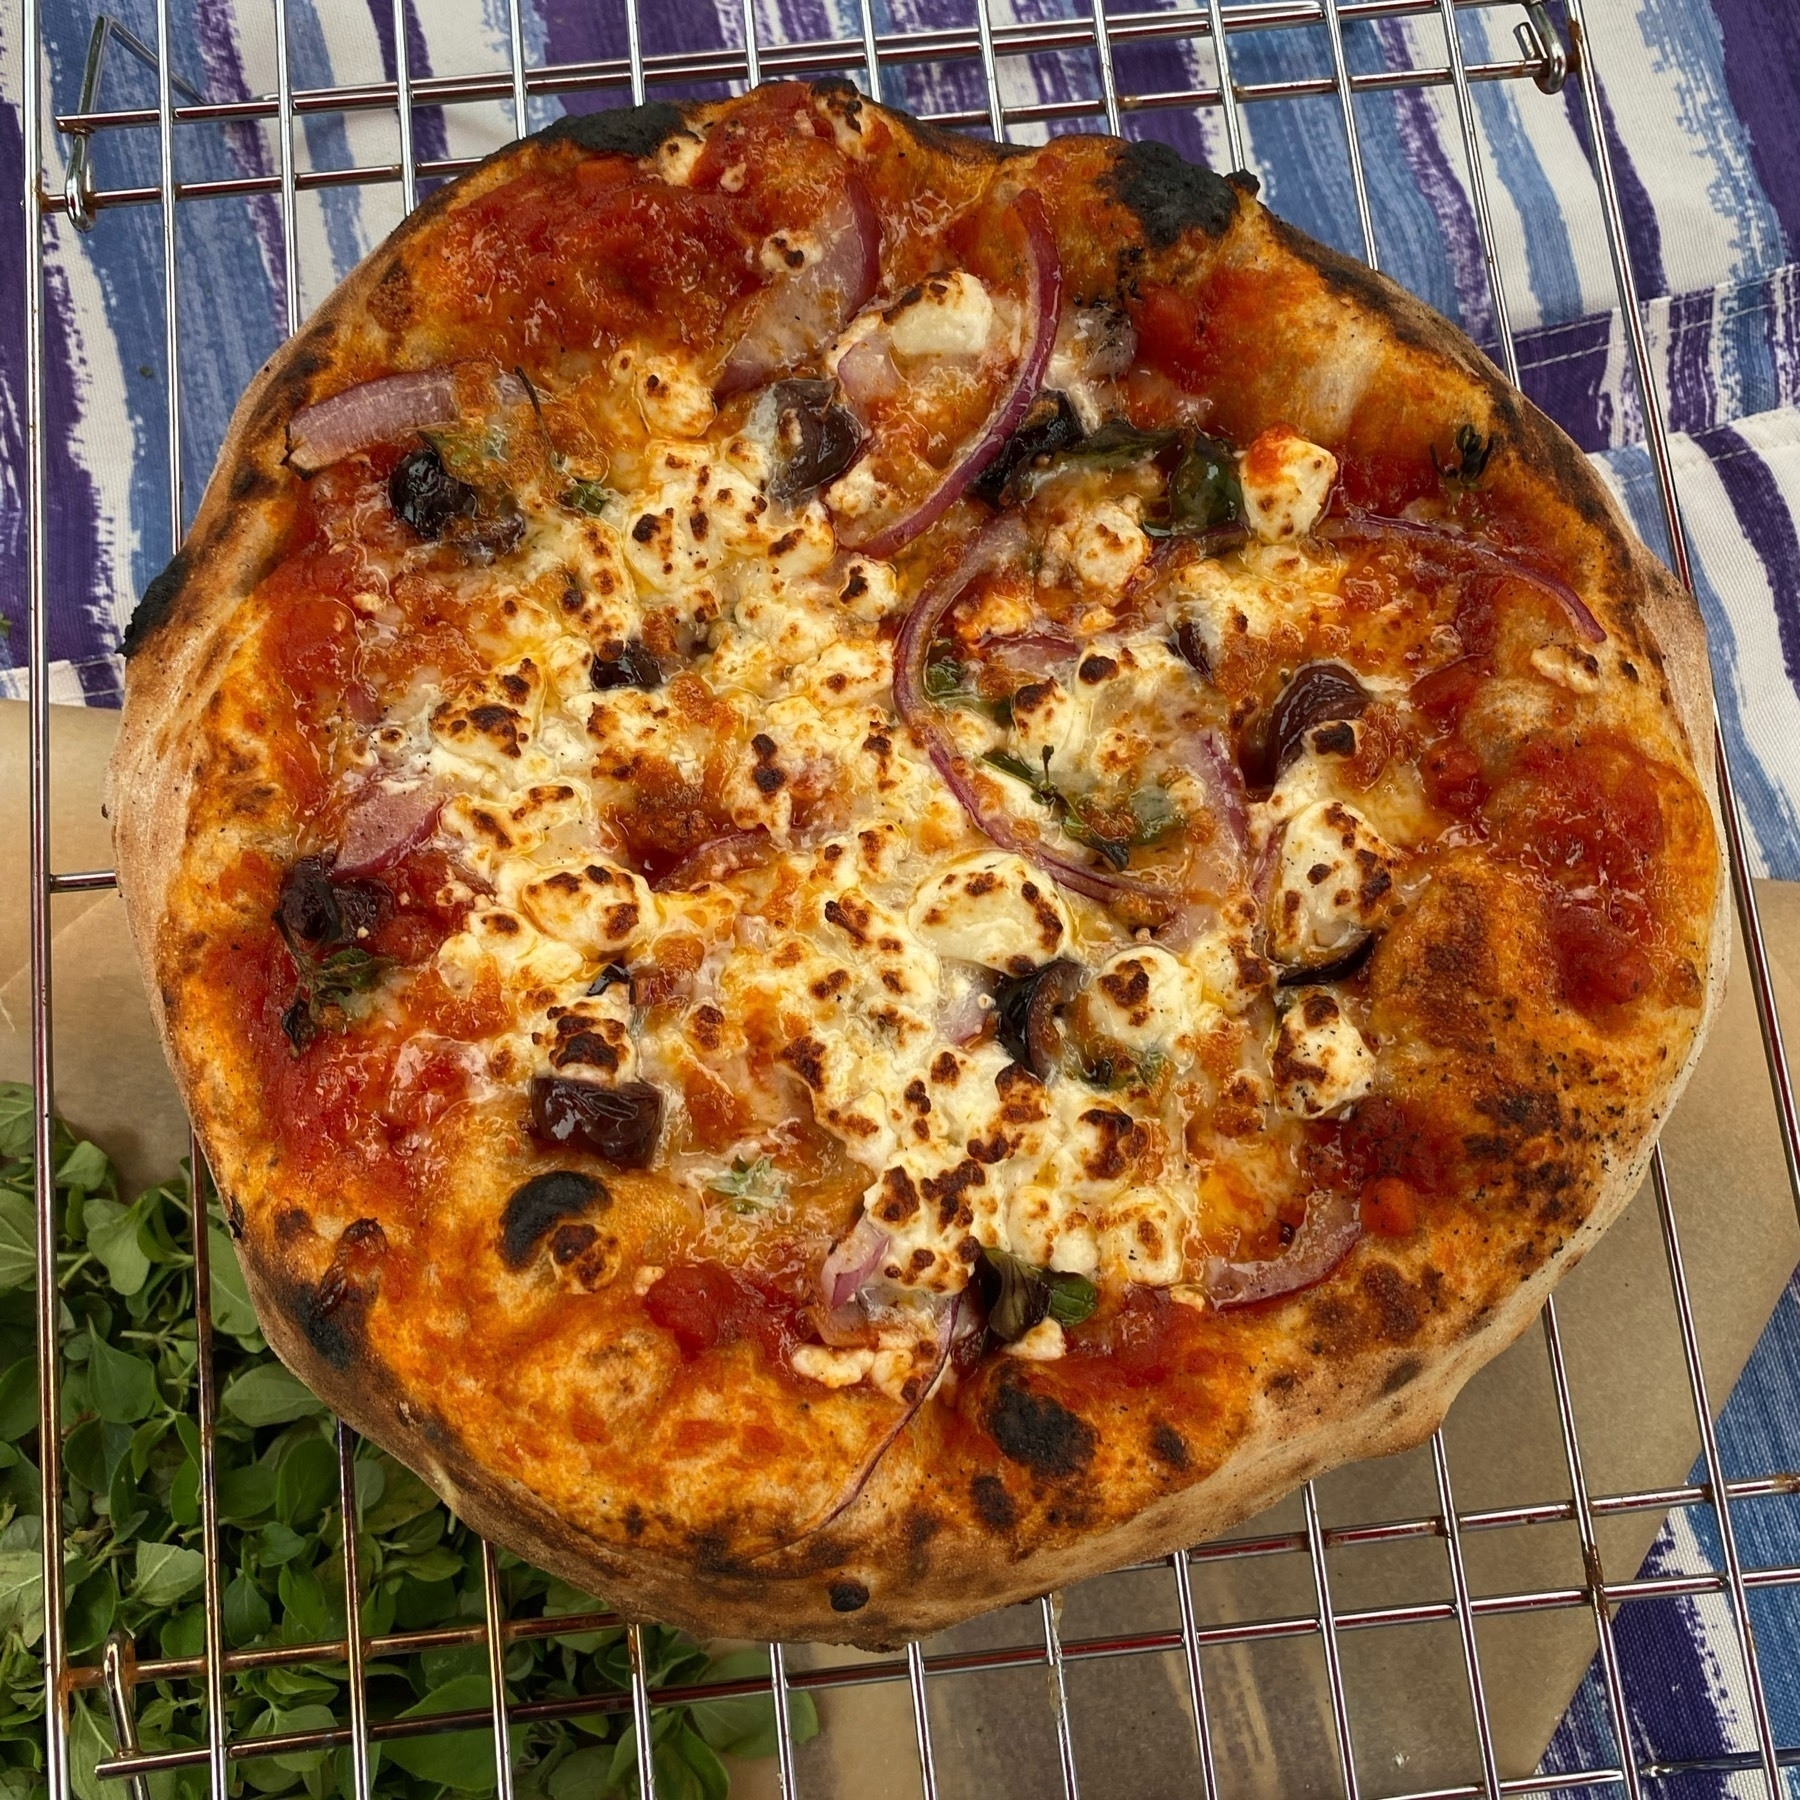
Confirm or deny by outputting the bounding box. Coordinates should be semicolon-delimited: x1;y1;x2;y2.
0;1551;42;1645
83;1195;151;1296
1045;1271;1099;1327
222;1362;328;1427
384;1674;511;1789
56;1140;112;1195
923;654;966;700
132;1540;204;1607
707;1158;784;1210
0;1087;29;1162
86;1329;157;1423
977;1248;1097;1341
0;1192;33;1292
0;1359;35;1442
561;479;614;516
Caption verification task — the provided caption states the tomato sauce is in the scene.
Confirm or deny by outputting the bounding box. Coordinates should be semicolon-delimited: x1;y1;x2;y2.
643;1262;813;1367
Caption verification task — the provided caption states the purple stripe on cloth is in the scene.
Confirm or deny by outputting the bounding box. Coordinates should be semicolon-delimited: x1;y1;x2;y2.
1559;50;1666;305
1703;421;1800;695
1664;287;1718;437
365;0;450;166
539;0;630;117
1711;0;1800;264
197;0;289;336
1373;18;1494;351
1517;311;1615;451
0;94;26;664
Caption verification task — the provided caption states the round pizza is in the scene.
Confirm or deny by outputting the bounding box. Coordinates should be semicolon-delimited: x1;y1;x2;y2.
110;83;1726;1646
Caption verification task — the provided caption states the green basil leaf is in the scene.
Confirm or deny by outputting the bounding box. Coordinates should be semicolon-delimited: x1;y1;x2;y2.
68;1697;113;1800
132;1540;205;1607
86;1329;157;1423
560;479;614;516
690;1650;820;1758
81;1196;151;1296
275;1435;337;1528
64;1564;119;1659
0;1191;34;1292
383;1675;505;1790
209;1226;261;1342
224;1570;274;1647
158;1603;206;1660
1045;1271;1099;1327
0;1084;30;1162
56;1140;112;1195
222;1363;325;1427
0;1357;36;1441
663;1725;729;1800
0;1549;43;1645
545;1745;613;1800
168;1455;201;1529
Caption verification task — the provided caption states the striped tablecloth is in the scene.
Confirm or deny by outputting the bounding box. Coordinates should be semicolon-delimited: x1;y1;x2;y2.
3;0;1798;1787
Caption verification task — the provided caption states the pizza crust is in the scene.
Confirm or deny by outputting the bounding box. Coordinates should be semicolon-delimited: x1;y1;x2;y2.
109;88;1727;1647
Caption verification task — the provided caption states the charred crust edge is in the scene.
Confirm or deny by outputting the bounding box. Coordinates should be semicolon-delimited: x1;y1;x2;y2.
533;100;691;162
121;550;190;659
1105;138;1242;249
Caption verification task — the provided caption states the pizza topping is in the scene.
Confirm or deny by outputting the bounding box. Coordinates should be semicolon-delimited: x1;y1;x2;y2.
907;853;1072;973
286;364;527;473
1262;662;1372;784
1203;1187;1361;1309
971;390;1085;504
528;1076;665;1167
716;175;881;394
1270;989;1376;1118
589;641;663;691
974;1245;1098;1343
1320;513;1606;644
1266;799;1403;971
1238;426;1338;543
835;192;1063;557
334;781;445;876
992;957;1085;1077
751;378;866;501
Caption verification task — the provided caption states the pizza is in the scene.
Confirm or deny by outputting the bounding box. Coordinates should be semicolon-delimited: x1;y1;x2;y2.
109;82;1726;1647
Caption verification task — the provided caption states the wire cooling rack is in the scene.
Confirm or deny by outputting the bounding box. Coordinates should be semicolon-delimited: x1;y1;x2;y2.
18;0;1800;1795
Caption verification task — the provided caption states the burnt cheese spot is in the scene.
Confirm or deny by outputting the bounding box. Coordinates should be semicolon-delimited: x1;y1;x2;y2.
499;1170;611;1269
986;1379;1097;1478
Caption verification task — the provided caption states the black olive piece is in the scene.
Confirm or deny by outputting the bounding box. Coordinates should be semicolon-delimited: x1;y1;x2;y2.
992;958;1085;1079
275;857;388;952
588;962;632;996
1171;618;1211;679
590;642;663;691
1263;661;1372;783
499;1169;610;1269
280;992;318;1054
389;445;478;540
765;379;865;502
528;1076;665;1169
1277;933;1375;987
275;857;342;950
1167;432;1242;534
971;390;1085;505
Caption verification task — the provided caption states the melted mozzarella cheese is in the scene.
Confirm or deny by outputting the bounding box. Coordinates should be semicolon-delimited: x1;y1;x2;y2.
1239;426;1338;543
1267;799;1402;970
885;272;996;358
907;852;1073;974
1271;989;1375;1117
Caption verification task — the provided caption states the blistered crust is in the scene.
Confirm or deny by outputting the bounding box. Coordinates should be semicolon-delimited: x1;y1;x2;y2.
109;89;1725;1648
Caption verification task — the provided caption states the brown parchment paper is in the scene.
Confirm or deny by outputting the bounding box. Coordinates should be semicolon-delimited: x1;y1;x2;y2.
5;698;1798;1795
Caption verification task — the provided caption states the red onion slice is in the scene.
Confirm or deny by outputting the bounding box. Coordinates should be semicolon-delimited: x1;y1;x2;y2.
820;1211;893;1312
1171;729;1247;862
843;192;1065;560
287;364;529;473
717;177;882;397
1204;1189;1361;1309
651;829;772;893
892;518;1170;912
335;780;445;876
1321;513;1605;644
773;1292;963;1553
979;626;1079;686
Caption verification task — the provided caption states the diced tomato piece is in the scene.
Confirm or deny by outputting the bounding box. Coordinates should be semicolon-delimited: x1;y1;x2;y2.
1545;896;1655;1016
1422;739;1489;816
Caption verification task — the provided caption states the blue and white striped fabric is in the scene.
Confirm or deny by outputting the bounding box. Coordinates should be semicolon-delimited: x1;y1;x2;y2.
4;0;1799;1785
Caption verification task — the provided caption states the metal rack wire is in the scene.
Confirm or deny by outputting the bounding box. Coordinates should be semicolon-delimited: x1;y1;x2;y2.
18;0;1800;1795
